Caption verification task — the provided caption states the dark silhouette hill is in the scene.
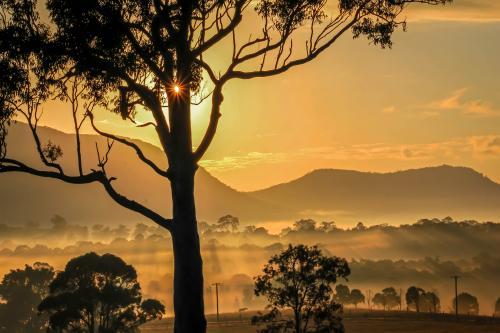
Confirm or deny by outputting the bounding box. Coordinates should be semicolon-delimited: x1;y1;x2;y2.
248;166;500;222
2;123;500;225
0;123;289;225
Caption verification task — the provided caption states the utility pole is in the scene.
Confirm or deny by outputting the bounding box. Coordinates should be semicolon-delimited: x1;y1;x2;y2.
451;275;460;316
399;288;402;311
212;282;223;322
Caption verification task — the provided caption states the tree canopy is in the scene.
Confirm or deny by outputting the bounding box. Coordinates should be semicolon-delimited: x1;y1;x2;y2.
0;262;54;332
252;244;350;333
38;252;165;332
453;292;479;315
372;287;400;310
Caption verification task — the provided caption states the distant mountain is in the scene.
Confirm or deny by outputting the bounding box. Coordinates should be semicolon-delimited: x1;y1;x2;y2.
2;123;500;226
248;166;500;222
0;123;289;225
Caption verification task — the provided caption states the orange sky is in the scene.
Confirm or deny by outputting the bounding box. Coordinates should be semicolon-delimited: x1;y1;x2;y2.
35;0;500;191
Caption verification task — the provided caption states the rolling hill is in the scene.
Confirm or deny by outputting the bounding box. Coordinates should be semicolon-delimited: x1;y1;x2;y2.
248;166;500;222
1;123;500;226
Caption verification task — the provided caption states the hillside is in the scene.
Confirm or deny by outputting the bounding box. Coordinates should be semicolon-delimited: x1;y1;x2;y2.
0;123;289;225
249;166;500;222
2;123;500;225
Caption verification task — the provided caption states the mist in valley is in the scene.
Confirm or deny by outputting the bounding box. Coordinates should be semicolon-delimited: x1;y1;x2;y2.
1;216;499;316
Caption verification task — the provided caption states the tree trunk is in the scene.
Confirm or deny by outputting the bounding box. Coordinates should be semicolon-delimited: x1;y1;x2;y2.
171;165;207;333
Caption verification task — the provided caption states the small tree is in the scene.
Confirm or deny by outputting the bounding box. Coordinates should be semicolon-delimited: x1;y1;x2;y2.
372;293;386;310
252;244;350;333
334;285;351;306
452;292;479;315
293;219;317;232
216;215;240;232
495;298;500;316
420;292;440;313
373;287;400;311
405;286;425;313
38;252;165;332
0;262;55;332
349;289;365;309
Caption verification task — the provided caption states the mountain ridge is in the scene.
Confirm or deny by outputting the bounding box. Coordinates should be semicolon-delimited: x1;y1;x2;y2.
1;123;500;225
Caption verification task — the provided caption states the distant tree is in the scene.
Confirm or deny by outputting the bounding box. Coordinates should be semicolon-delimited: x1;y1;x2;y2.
405;286;425;313
38;252;165;332
349;289;365;309
353;222;367;231
293;219;317;232
216;215;240;232
252;244;349;333
420;292;440;313
453;292;479;315
495;298;500;316
373;287;400;311
0;262;54;332
382;287;400;310
334;284;351;306
318;221;337;233
372;293;386;310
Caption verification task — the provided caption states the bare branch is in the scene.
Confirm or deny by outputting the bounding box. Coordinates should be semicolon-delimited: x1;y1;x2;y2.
88;112;169;179
0;158;172;231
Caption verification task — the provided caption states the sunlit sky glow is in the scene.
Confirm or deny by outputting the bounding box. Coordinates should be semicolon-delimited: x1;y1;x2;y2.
35;0;500;191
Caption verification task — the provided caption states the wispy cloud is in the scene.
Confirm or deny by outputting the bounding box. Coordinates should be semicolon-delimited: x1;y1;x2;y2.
382;106;397;114
200;135;500;172
425;88;500;117
199;151;287;171
406;0;500;22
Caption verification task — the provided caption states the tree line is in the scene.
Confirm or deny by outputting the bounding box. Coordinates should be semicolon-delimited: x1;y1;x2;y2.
2;244;498;333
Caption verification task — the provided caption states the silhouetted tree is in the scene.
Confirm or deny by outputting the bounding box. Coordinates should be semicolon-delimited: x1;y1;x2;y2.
405;286;425;312
38;252;165;332
372;287;400;310
372;293;385;310
318;221;337;233
334;284;351;306
216;215;240;232
293;219;317;232
495;298;500;316
420;292;440;313
0;0;452;331
252;244;349;333
349;289;365;309
452;292;479;315
0;262;54;332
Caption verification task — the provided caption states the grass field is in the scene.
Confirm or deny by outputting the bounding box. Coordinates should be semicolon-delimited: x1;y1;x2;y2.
142;311;500;333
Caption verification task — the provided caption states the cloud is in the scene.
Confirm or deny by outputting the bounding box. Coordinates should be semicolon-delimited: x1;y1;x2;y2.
426;88;500;117
199;151;286;171
382;106;397;114
468;135;500;155
406;0;500;22
199;135;500;172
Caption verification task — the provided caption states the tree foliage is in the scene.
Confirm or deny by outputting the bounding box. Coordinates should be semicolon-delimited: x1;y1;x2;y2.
372;287;400;310
38;252;165;332
453;292;479;315
0;262;55;332
252;244;350;333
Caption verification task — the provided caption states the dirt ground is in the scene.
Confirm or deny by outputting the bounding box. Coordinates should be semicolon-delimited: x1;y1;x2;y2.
142;311;500;333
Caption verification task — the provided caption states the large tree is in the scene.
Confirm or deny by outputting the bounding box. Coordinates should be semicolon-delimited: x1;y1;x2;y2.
38;252;165;332
0;0;451;331
253;244;350;333
0;262;55;332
